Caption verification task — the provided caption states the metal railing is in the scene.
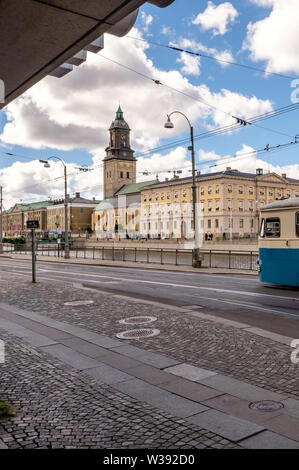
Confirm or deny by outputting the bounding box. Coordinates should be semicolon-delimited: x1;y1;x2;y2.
2;243;258;270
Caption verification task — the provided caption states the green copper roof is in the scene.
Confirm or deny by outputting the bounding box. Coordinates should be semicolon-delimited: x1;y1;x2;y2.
115;180;157;196
116;105;123;119
6;200;53;213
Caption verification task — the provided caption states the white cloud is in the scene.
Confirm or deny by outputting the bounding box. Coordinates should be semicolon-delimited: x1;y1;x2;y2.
141;12;153;32
249;0;274;7
0;28;273;207
244;0;299;74
176;53;201;76
193;1;239;36
172;38;234;72
198;144;299;180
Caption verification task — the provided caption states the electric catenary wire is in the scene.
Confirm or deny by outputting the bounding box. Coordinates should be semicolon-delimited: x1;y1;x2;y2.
125;35;297;81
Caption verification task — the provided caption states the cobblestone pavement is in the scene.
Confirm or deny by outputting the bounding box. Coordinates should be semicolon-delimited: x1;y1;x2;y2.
0;330;239;449
0;274;298;399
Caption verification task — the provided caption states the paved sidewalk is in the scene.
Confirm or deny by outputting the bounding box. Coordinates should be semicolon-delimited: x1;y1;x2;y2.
0;273;298;449
0;253;258;276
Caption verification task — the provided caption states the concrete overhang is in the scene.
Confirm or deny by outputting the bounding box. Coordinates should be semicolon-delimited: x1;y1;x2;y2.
0;0;174;109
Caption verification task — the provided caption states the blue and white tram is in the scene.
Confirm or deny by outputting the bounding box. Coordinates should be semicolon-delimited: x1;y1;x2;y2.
258;198;299;286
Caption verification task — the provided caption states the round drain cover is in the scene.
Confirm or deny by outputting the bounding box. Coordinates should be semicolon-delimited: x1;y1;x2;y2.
119;316;157;325
64;300;94;306
116;328;160;339
249;400;284;412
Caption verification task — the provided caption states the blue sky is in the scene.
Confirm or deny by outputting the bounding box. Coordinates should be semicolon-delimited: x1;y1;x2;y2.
0;0;298;207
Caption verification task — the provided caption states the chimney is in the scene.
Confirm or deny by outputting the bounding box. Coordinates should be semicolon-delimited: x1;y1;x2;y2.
282;173;287;179
226;167;231;171
165;177;169;182
256;168;263;176
197;171;201;176
75;192;80;198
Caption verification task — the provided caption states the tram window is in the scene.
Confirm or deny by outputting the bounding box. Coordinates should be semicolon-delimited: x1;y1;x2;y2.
260;219;265;238
296;212;299;237
265;218;280;238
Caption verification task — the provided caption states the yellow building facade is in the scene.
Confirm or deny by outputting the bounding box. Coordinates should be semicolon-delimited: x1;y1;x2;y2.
140;168;299;240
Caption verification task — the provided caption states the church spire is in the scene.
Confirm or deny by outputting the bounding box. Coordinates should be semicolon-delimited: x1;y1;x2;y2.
116;105;123;120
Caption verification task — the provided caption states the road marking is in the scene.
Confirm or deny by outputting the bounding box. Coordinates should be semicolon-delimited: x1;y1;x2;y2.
195;295;299;319
18;267;299;303
0;259;259;281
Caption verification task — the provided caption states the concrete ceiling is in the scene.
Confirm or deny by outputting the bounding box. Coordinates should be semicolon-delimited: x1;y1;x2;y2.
0;0;174;109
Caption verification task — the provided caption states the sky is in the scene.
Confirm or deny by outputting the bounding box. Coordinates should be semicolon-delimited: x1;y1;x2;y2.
0;0;299;209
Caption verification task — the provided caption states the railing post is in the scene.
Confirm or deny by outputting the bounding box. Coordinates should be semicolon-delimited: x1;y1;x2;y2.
209;250;212;268
112;246;114;261
93;246;95;260
135;247;137;263
76;246;78;258
102;246;104;260
123;247;125;262
147;247;149;263
250;251;253;271
175;249;178;266
84;247;86;259
161;248;163;265
229;250;231;269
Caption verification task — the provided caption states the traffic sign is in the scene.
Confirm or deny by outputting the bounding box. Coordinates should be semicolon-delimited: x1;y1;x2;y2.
26;220;39;229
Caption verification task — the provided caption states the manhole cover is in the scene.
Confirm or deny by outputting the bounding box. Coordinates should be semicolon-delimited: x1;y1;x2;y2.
249;400;284;412
119;316;157;325
64;300;94;306
116;328;160;339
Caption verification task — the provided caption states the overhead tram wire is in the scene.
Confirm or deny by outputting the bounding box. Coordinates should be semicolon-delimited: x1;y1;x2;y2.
78;139;299;197
125;35;297;81
96;53;297;140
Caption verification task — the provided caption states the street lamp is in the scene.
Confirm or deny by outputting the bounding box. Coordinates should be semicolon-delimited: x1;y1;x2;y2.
164;111;201;267
39;157;70;259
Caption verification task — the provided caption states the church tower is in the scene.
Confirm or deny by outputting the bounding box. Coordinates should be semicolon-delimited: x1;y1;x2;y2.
103;106;136;199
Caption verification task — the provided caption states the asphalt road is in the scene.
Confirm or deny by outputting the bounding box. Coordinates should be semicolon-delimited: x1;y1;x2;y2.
0;258;298;338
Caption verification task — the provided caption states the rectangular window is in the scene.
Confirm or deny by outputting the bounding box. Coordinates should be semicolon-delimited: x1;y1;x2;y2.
126;172;130;179
239;219;244;229
215;185;219;194
215;219;219;228
208;200;212;211
208;219;211;229
215;200;220;210
228;185;232;193
249;187;253;195
120;171;123;178
296;212;299;237
265;218;280;238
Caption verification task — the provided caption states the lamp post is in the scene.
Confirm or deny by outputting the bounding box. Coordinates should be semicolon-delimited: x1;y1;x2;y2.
164;111;201;267
39;157;70;259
